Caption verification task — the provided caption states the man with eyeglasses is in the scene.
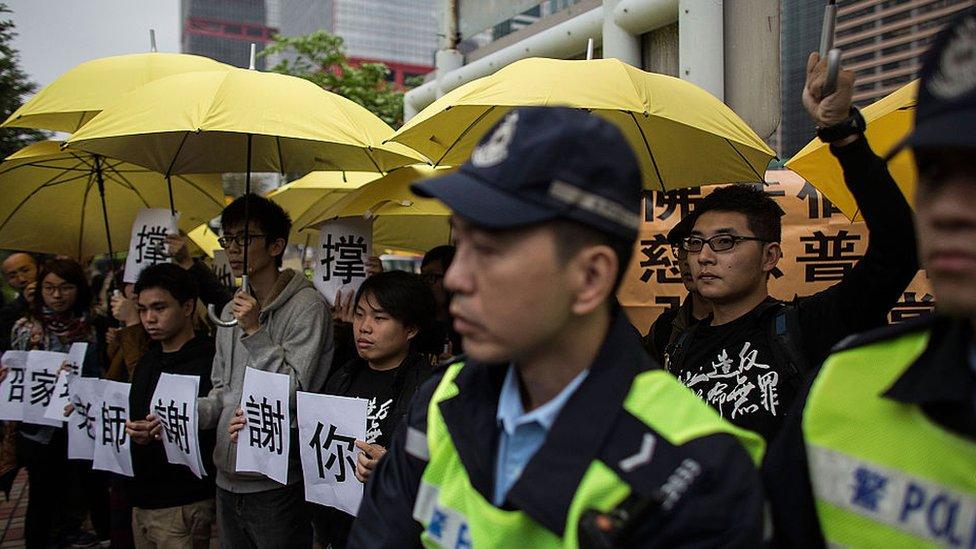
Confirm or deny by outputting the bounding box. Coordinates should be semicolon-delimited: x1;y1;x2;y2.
197;194;334;549
663;53;919;442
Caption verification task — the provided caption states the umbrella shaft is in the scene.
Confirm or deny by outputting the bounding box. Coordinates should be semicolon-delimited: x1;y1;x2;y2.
243;134;252;280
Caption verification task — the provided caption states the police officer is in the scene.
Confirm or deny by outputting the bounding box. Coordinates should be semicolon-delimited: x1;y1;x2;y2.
348;107;765;548
764;9;976;547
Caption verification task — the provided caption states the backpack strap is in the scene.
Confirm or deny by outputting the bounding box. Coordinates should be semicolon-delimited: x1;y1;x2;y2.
662;322;699;374
764;302;807;392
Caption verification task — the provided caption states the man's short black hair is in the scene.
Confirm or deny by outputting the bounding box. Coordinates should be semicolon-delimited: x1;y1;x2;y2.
134;263;199;309
550;220;635;292
692;185;784;243
355;271;436;353
422;245;456;270
666;212;698;247
221;193;292;268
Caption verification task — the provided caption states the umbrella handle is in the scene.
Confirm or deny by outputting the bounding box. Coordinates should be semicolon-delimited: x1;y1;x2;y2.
208;275;249;328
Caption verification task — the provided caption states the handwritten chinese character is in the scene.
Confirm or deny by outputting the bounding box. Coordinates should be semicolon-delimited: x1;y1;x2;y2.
29;371;58;407
101;403;127;451
245;395;284;455
155;398;191;454
135;225;169;264
320;234;367;284
308;422;356;482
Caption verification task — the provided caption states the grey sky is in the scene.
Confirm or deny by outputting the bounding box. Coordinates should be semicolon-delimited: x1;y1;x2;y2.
7;0;180;89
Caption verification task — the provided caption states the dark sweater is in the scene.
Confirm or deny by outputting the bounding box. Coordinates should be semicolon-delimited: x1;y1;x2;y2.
128;334;216;509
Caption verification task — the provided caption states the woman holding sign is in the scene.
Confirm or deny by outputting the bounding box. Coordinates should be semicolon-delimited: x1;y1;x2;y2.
5;258;104;549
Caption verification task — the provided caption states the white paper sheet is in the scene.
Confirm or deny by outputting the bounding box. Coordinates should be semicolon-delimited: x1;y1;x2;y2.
92;380;133;477
150;373;206;479
67;377;102;460
123;208;179;283
313;217;373;306
0;351;28;421
23;350;65;427
297;392;368;516
235;368;291;485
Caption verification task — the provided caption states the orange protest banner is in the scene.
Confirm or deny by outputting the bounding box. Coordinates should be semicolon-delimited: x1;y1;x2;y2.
620;170;932;335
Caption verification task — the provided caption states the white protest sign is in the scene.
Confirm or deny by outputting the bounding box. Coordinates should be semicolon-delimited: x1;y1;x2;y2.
313;217;372;306
236;368;291;484
23;350;66;427
151;373;206;479
212;250;236;292
297;392;367;516
123;208;179;283
45;343;87;421
0;351;28;421
93;380;133;477
68;377;103;460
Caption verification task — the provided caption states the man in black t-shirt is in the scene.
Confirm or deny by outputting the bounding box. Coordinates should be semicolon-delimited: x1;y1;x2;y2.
665;61;919;441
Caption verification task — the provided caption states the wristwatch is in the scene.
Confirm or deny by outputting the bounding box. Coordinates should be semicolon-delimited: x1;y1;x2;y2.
816;107;866;143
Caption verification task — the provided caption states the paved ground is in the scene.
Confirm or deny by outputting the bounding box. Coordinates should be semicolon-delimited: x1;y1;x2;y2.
0;470;27;549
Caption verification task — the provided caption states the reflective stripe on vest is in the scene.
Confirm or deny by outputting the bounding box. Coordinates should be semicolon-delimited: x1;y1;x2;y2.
413;363;764;548
804;330;976;548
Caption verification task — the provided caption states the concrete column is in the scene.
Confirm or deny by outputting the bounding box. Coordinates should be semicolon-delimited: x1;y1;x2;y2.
602;0;641;66
678;0;724;100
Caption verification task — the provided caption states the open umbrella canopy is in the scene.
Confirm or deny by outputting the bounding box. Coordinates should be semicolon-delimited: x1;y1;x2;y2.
66;68;426;175
389;57;775;191
0;141;224;259
2;53;230;133
787;80;917;220
267;171;380;243
297;166;452;253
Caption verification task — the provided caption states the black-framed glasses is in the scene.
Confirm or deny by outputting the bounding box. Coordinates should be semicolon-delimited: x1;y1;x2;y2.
217;234;267;248
681;234;769;253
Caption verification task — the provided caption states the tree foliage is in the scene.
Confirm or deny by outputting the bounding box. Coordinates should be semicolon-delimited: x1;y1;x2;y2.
260;30;406;127
0;3;46;159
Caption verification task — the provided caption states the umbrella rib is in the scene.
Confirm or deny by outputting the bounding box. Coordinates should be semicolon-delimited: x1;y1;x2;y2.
628;112;666;193
173;174;225;208
78;175;93;259
0;170;92;234
165;132;191;177
276;136;285;175
435;105;496;167
102;164;153;209
363;147;384;174
724;138;767;183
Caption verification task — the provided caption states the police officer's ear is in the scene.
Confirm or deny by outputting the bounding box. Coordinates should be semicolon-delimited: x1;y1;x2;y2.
761;241;783;276
567;243;618;316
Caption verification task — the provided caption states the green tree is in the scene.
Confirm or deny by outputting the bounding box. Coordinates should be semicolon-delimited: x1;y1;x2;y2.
0;3;46;159
260;30;407;127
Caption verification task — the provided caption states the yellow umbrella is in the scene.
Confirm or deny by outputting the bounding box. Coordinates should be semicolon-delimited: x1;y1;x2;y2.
266;171;379;243
2;53;230;133
787;80;917;220
390;57;775;191
297;166;452;253
0;141;223;259
66;68;425;175
186;223;221;258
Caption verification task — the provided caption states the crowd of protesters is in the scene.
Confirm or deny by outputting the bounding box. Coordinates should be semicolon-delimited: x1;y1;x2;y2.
1;11;975;548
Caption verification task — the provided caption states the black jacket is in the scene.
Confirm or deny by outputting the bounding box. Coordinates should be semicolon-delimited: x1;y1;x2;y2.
128;334;216;509
0;295;27;353
348;313;763;548
763;314;976;547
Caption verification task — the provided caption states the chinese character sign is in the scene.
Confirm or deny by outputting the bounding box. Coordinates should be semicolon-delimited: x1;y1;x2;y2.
123;208;179;284
619;171;934;333
45;342;88;421
297;392;368;516
212;250;236;292
0;351;28;421
151;373;206;479
23;350;66;427
236;368;291;484
93;380;133;477
313;217;373;306
68;377;104;460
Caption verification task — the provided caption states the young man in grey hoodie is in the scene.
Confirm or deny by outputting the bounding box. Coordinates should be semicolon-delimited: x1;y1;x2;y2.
198;194;334;548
